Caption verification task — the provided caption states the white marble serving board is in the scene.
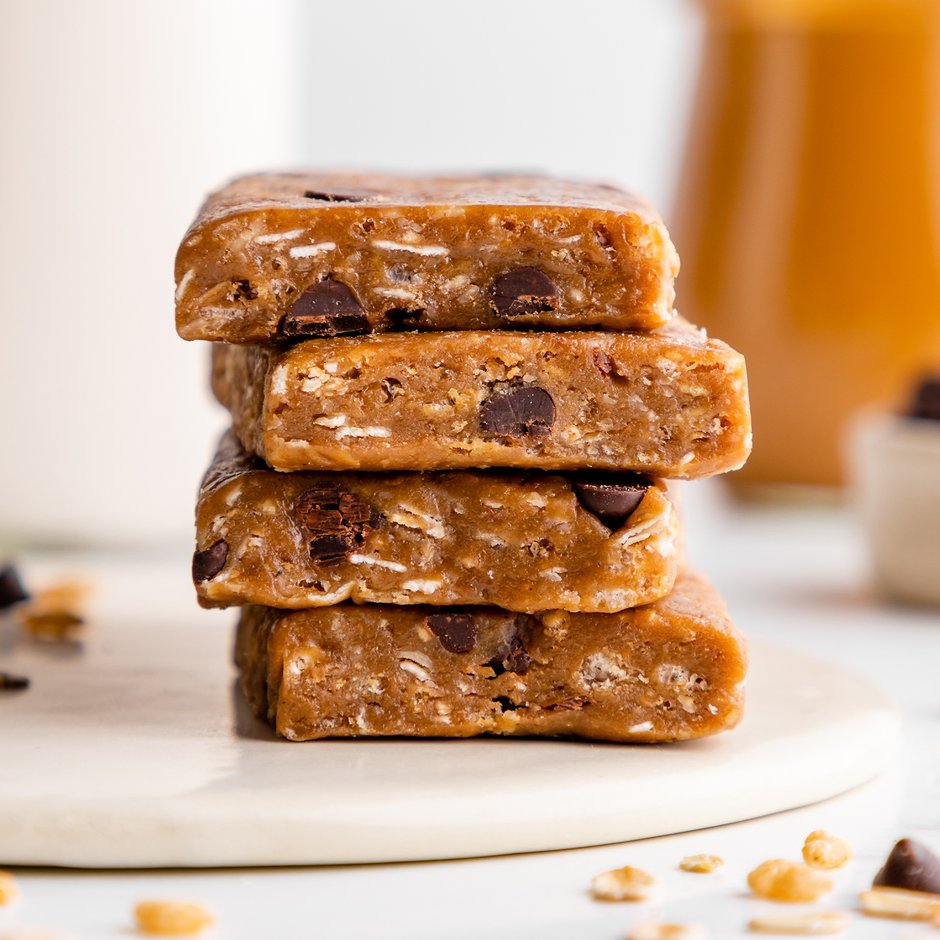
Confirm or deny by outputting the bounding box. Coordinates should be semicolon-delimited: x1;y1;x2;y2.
0;555;898;868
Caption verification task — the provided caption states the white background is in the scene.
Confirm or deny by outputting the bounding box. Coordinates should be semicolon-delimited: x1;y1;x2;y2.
0;0;699;545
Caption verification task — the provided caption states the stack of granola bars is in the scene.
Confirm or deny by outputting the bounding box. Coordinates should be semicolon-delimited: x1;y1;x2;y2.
175;173;751;742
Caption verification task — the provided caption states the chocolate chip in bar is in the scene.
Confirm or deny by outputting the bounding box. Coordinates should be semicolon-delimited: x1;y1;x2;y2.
0;562;30;609
491;267;558;318
480;385;555;439
296;485;373;567
573;474;652;530
907;375;940;421
192;540;229;582
279;277;370;338
0;671;30;691
873;838;940;894
426;612;477;653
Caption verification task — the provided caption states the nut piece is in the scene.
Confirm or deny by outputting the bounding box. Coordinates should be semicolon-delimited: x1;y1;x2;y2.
590;865;657;902
802;831;851;870
628;923;708;940
748;911;849;935
858;886;940;921
746;859;832;903
133;900;213;936
679;853;724;873
0;870;17;905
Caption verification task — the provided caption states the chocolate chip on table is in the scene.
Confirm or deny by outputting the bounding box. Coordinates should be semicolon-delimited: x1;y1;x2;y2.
192;540;229;582
0;563;29;609
279;277;370;338
479;385;555;439
490;267;558;318
572;474;652;529
873;838;940;894
426;612;477;653
302;190;366;202
295;484;373;567
907;375;940;421
0;672;30;691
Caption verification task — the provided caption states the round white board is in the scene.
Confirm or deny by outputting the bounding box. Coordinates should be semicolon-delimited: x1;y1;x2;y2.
0;557;898;868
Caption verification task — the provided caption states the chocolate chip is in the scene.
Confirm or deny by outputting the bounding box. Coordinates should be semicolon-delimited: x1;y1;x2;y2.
873;838;940;894
908;375;940;421
426;612;477;653
0;672;30;691
309;534;355;565
480;385;555;439
296;484;373;567
192;540;228;582
302;190;365;202
572;474;652;529
279;277;370;338
491;267;558;318
0;563;29;609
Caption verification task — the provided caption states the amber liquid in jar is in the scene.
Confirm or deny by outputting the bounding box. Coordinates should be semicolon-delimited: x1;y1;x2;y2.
673;0;940;488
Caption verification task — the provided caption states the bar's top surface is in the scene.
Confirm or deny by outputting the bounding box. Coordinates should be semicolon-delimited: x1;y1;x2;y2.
186;171;666;223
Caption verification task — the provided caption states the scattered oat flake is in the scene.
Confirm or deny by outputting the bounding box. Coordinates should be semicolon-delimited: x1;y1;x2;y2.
747;859;832;903
590;865;657;901
859;886;940;921
679;853;723;873
802;830;851;870
748;911;849;935
628;923;707;940
0;870;17;905
133;899;213;936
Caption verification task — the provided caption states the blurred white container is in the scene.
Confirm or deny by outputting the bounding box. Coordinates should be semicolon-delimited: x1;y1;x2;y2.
0;0;303;545
852;413;940;608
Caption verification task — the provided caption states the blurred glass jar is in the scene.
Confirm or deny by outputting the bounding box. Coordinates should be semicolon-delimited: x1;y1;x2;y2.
673;0;940;489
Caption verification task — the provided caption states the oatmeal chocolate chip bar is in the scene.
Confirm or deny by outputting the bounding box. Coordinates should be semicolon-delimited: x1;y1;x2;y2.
175;172;679;342
235;573;747;742
194;432;680;614
212;320;751;477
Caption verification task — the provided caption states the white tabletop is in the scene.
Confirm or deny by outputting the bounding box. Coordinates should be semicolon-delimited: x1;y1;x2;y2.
2;482;938;939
